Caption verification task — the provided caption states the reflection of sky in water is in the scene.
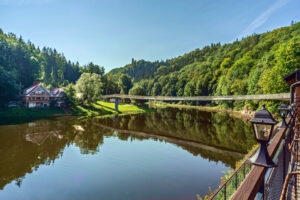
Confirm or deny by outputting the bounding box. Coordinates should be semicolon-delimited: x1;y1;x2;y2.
0;136;229;200
73;171;86;184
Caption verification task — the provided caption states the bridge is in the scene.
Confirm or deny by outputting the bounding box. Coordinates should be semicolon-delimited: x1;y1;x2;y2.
102;93;290;111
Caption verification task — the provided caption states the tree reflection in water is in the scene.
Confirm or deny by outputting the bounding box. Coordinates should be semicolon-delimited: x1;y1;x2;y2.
0;107;255;192
97;107;255;154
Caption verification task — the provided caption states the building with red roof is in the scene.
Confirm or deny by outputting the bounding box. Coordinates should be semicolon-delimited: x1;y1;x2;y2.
21;82;65;108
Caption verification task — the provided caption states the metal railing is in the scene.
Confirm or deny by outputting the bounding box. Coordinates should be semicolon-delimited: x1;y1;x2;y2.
210;123;293;200
262;126;292;200
102;93;290;101
210;156;254;199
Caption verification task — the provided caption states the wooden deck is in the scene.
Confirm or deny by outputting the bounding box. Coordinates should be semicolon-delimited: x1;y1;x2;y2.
289;130;300;200
291;167;300;200
281;121;300;200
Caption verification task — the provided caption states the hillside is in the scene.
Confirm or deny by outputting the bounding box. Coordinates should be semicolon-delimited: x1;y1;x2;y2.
108;22;300;111
1;22;300;111
0;30;105;107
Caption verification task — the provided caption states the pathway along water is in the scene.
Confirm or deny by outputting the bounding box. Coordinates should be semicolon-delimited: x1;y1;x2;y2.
0;107;255;200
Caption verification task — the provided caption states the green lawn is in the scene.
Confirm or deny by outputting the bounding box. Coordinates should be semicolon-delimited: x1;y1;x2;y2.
0;101;150;119
72;101;150;117
0;107;65;118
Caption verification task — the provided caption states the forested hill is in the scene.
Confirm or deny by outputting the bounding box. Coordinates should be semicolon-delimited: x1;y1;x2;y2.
108;22;300;110
109;59;168;82
1;22;300;110
0;29;105;106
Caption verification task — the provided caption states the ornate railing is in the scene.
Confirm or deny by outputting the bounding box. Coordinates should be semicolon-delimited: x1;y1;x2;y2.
209;117;294;200
210;160;253;199
231;117;294;200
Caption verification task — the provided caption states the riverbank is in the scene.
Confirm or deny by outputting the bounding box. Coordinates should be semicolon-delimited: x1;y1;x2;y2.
0;101;151;119
149;101;254;121
72;101;152;117
0;107;67;118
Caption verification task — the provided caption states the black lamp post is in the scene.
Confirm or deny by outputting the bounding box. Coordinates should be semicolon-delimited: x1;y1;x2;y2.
287;105;293;118
278;103;289;128
291;104;297;118
248;104;278;168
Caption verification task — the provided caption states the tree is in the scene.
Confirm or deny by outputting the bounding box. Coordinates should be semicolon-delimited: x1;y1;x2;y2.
118;74;133;94
75;73;103;104
102;74;119;94
184;82;195;96
129;85;145;96
129;85;145;104
156;66;169;76
151;82;162;96
80;62;105;77
64;83;77;106
0;67;19;107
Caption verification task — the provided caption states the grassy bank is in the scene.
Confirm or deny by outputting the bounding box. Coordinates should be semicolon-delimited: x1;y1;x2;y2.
72;101;151;117
0;107;66;118
0;101;152;119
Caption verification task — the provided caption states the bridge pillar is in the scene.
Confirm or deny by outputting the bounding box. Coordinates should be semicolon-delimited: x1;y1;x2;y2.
114;98;119;112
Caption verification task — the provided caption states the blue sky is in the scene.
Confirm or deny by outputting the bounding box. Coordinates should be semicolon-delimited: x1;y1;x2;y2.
0;0;299;72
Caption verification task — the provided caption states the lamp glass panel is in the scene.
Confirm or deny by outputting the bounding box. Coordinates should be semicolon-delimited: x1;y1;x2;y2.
253;124;272;141
280;110;288;118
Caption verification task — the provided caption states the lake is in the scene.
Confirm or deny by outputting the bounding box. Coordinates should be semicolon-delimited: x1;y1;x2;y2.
0;107;255;200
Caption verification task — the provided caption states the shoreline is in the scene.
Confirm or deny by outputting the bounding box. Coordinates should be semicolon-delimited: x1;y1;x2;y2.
0;101;152;123
149;101;254;121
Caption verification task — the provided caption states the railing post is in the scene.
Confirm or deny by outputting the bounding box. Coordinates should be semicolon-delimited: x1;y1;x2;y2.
283;138;286;183
224;183;226;200
236;172;238;189
258;181;265;200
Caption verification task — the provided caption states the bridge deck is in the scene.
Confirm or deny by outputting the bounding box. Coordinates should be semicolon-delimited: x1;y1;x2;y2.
102;93;290;101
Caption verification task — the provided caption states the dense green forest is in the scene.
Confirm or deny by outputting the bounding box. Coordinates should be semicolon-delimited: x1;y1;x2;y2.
0;29;107;107
109;22;300;111
1;22;300;110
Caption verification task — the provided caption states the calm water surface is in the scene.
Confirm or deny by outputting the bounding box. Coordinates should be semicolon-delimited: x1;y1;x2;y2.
0;108;255;200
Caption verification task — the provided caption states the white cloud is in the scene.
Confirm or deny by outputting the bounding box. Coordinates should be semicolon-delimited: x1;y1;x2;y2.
239;0;289;38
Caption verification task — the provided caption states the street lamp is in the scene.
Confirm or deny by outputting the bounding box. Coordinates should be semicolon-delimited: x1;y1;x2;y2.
291;103;297;117
248;104;278;168
278;103;289;128
287;105;293;118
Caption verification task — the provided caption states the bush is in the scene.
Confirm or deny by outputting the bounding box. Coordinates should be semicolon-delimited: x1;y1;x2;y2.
129;85;145;105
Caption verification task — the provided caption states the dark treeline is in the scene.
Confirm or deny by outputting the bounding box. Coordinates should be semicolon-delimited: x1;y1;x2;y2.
109;22;300;112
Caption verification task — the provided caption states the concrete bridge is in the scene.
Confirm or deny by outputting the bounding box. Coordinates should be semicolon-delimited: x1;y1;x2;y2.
102;93;290;111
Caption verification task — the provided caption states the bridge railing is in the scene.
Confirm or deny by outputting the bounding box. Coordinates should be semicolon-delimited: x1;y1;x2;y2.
102;93;290;101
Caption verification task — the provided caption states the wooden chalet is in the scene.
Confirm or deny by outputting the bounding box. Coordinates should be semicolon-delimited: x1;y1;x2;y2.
21;82;65;108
